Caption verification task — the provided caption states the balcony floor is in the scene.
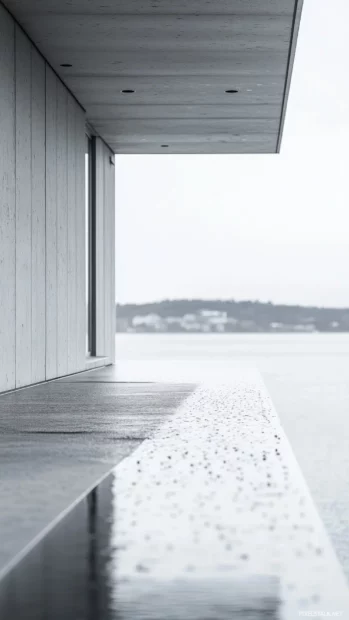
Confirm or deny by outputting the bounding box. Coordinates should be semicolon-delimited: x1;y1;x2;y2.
0;369;194;573
0;363;348;618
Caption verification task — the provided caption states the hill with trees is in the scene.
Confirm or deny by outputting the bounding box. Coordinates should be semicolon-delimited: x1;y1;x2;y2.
116;299;349;333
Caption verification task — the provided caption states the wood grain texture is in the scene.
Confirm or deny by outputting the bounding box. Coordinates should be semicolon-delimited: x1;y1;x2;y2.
94;119;280;152
94;117;280;137
87;103;282;121
45;67;58;380
15;27;32;388
67;95;77;374
90;137;116;362
109;157;116;364
110;139;278;155
31;50;289;79
95;138;105;357
0;10;112;392
2;0;301;154
3;1;295;17
31;47;46;384
75;104;87;371
56;80;68;376
10;14;293;53
102;144;116;364
0;6;16;392
104;147;111;361
66;74;285;107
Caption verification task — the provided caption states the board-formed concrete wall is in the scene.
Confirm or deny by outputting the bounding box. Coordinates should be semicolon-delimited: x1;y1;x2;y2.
44;64;86;383
95;138;116;364
0;4;115;392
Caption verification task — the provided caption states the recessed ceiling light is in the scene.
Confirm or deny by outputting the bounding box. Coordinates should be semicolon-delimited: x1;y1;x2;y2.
60;63;72;67
225;89;238;94
121;89;135;94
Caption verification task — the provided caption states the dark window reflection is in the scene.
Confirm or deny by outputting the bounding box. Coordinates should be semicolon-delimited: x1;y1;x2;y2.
0;472;280;620
0;475;115;620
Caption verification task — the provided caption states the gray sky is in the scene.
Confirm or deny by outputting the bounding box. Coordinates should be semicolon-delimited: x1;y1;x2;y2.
115;0;349;307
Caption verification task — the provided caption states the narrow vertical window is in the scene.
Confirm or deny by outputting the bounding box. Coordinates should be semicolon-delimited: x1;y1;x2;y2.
85;135;95;355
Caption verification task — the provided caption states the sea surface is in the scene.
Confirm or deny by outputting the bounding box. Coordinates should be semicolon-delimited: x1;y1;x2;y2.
116;333;349;578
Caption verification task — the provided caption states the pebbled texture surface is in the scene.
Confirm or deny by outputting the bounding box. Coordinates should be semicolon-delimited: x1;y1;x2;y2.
111;374;349;619
0;369;348;619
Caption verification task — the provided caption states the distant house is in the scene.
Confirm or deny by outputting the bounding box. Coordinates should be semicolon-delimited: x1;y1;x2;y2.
179;314;200;331
199;310;227;319
270;322;284;330
294;324;316;333
197;310;228;332
183;314;197;322
132;314;166;331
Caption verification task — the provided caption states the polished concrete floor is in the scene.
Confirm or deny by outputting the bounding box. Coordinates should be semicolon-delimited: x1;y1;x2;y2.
0;371;194;574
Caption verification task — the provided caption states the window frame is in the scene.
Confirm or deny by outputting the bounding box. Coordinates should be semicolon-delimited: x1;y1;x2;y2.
85;133;96;356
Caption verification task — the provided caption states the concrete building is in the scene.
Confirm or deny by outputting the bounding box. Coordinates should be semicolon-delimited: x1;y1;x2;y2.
4;3;347;619
0;0;303;391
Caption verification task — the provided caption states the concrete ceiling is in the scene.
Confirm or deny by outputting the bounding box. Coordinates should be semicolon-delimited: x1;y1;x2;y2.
4;0;303;154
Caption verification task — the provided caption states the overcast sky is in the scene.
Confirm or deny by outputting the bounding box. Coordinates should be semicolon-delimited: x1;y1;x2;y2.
115;0;349;307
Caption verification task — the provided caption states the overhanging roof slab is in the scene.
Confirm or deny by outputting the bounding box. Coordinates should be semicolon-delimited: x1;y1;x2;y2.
3;0;303;154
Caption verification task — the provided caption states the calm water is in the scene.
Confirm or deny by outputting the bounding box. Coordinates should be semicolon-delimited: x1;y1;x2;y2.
116;333;349;578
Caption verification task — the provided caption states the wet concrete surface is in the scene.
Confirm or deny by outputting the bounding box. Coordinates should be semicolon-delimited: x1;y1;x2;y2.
0;379;193;573
1;368;348;619
114;337;349;581
0;475;281;620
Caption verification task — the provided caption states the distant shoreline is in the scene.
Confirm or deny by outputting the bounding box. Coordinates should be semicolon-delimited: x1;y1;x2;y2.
116;299;349;334
116;330;349;334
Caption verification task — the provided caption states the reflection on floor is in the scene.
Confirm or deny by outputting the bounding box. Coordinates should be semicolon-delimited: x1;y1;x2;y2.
1;366;349;619
0;474;280;620
0;373;194;573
